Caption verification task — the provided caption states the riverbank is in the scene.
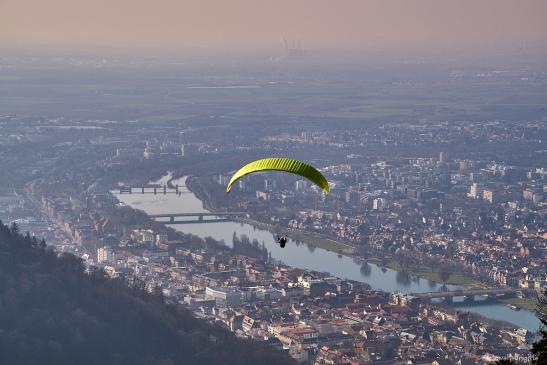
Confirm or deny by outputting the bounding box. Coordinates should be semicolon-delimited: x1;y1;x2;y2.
234;216;482;288
241;221;538;310
499;297;539;312
238;217;355;254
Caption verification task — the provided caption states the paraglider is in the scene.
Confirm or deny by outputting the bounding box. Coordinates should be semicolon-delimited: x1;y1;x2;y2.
226;157;330;194
226;158;329;248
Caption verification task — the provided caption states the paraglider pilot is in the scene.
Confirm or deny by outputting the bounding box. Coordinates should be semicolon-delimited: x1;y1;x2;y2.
276;234;287;248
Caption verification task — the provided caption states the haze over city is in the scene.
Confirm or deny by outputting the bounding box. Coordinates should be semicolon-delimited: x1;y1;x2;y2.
2;0;547;53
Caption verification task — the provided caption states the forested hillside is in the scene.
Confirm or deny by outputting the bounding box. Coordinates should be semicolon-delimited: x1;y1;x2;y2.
0;221;293;365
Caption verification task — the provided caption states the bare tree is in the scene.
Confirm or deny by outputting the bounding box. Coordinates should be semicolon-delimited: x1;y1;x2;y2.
439;264;451;289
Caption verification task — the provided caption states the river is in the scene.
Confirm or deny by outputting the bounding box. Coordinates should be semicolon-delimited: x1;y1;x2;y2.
115;175;540;332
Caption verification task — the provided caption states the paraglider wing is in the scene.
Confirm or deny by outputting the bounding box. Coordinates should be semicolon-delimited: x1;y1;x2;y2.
226;157;330;194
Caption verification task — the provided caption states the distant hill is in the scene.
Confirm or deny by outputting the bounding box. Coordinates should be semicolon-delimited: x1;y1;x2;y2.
0;221;294;365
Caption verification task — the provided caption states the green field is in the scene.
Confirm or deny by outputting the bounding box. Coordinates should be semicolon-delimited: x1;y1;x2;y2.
499;297;539;311
380;259;483;287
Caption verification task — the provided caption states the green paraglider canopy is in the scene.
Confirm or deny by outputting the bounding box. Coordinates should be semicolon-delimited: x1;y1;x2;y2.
226;157;330;194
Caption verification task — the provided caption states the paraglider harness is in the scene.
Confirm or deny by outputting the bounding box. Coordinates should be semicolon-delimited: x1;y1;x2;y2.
276;234;287;248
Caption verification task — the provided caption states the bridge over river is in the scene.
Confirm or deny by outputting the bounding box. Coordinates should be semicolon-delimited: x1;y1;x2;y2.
149;212;247;224
113;185;184;195
410;288;534;303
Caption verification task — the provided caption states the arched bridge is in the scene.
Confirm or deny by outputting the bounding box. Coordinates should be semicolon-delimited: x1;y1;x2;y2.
114;185;185;195
149;212;247;224
410;288;533;302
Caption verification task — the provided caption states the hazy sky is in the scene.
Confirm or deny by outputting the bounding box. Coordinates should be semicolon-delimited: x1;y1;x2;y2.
2;0;547;51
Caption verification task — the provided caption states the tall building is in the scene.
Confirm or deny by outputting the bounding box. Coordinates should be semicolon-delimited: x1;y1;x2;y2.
264;178;276;192
459;160;470;171
97;246;115;263
483;189;495;204
295;179;309;191
439;151;449;163
468;183;484;199
143;147;154;159
372;198;386;210
523;188;543;205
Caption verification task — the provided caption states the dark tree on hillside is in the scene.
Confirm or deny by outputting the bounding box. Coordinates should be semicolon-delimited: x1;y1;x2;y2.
531;289;547;365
